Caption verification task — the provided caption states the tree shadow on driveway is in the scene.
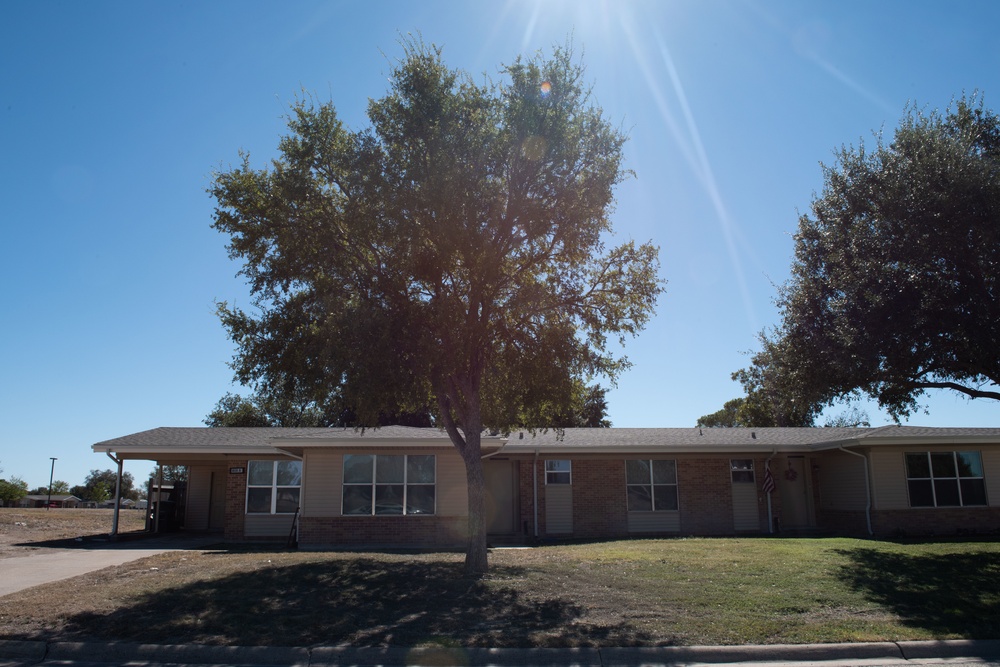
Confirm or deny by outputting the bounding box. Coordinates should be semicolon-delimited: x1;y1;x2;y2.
833;547;1000;639
61;557;652;647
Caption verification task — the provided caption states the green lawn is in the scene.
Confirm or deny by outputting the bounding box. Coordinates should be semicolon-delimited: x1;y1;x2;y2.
1;537;998;647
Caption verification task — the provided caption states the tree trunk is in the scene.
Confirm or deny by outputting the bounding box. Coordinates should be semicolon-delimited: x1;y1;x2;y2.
460;428;489;576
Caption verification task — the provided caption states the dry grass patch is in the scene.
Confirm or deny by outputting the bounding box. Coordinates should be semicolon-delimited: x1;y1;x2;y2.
2;536;999;647
0;508;146;558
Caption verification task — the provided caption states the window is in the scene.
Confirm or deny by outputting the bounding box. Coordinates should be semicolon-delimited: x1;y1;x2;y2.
342;454;436;515
626;459;678;511
731;459;755;483
246;460;302;514
905;451;987;508
545;460;572;485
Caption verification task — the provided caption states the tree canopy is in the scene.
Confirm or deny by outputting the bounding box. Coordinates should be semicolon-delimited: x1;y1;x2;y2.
737;95;1000;421
211;41;663;573
0;477;28;506
206;381;609;429
696;398;744;428
72;469;138;502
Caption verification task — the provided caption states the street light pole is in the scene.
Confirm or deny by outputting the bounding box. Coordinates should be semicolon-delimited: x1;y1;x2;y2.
47;457;57;509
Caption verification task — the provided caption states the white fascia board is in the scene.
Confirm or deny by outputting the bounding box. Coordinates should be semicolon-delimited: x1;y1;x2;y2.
498;444;815;456
269;437;457;448
270;436;507;448
807;438;865;452
91;445;285;456
860;435;1000;447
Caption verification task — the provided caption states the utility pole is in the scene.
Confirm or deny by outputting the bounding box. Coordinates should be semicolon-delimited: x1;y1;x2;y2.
47;457;57;509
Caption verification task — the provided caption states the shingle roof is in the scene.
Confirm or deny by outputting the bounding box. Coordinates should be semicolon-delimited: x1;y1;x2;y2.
499;425;1000;452
94;427;332;449
94;425;1000;456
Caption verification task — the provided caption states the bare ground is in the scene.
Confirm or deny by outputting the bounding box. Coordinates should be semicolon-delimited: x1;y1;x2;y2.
0;508;147;559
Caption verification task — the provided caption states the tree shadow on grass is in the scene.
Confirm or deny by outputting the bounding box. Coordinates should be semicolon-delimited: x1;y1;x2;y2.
834;548;1000;638
60;558;652;647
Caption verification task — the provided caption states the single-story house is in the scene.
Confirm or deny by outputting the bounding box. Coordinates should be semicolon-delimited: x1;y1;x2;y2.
18;494;82;508
92;426;1000;546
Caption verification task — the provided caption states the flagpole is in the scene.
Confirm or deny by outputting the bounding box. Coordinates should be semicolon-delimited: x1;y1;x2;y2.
766;492;773;534
763;452;777;534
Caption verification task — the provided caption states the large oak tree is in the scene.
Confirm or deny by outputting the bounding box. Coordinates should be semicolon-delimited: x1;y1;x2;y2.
210;42;663;574
738;95;1000;421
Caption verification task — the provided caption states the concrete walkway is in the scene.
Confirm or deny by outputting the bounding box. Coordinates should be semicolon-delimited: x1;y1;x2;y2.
0;533;221;597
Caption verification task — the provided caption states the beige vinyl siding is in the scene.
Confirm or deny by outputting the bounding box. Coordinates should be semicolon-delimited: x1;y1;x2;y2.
302;451;341;517
982;450;1000;507
870;449;908;510
628;511;680;532
302;448;468;517
185;465;225;530
731;483;759;531
818;451;868;511
435;450;468;516
185;466;212;531
545;484;573;534
872;447;1000;509
245;514;295;537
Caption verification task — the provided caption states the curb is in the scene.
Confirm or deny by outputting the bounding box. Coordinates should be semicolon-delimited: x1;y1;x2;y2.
2;639;999;665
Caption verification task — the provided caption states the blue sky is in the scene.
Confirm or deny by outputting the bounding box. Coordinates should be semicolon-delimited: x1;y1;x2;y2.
2;0;998;489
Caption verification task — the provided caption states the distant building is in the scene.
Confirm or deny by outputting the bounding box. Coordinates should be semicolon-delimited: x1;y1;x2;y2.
17;494;82;508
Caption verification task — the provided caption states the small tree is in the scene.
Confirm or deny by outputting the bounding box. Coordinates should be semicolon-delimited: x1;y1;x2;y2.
211;41;663;574
80;469;137;502
0;477;29;507
90;481;110;504
146;465;189;491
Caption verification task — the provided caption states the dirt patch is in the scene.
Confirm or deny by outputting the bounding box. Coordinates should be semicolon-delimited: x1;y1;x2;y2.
0;508;147;558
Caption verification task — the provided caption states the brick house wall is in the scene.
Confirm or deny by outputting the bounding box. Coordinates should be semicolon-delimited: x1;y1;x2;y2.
223;460;247;541
298;515;468;547
225;453;799;545
871;507;1000;537
678;458;735;535
515;456;777;540
816;509;869;536
572;459;629;539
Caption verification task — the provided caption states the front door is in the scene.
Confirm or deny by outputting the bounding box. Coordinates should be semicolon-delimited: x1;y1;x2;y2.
208;471;226;531
484;459;517;535
778;456;813;528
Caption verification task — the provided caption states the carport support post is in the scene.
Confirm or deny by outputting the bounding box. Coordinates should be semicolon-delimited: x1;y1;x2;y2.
154;464;163;533
106;452;123;539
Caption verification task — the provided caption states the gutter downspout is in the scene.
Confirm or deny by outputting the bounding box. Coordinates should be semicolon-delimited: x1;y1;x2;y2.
480;440;509;460
154;464;163;534
765;450;777;534
532;449;539;539
105;452;123;539
838;446;874;536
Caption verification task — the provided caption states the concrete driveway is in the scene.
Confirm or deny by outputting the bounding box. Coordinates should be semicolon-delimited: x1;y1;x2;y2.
0;533;221;597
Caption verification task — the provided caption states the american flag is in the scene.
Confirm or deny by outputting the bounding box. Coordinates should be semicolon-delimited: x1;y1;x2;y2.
762;465;776;494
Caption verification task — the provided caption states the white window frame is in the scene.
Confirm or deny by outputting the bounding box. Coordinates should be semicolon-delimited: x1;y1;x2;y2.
342;454;437;516
544;459;572;485
905;451;987;508
730;459;755;484
246;460;302;515
625;459;679;512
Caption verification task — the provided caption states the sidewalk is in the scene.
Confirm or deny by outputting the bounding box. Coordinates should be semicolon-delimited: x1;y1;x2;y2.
2;639;999;667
